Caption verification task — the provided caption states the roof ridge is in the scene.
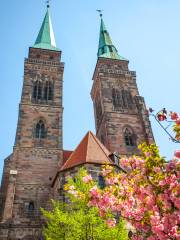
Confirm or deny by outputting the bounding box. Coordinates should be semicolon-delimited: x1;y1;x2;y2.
89;131;113;164
60;132;89;170
85;131;91;162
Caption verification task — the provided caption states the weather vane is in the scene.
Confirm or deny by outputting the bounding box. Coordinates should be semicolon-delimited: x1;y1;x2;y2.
46;0;51;8
97;9;103;18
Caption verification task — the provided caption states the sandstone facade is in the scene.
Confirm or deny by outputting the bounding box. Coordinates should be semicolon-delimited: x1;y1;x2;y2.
0;47;64;239
91;58;154;155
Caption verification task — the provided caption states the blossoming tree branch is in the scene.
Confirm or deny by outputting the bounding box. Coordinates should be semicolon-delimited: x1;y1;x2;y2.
43;111;179;240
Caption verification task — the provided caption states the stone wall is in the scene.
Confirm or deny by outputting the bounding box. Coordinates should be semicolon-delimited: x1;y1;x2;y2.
91;58;154;155
0;47;64;239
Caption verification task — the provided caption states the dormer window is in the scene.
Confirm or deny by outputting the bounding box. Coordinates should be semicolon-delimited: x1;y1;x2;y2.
109;46;113;52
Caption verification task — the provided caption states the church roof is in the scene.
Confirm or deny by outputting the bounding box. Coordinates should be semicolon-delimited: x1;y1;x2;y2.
60;131;113;171
97;16;126;60
62;150;73;165
33;6;59;51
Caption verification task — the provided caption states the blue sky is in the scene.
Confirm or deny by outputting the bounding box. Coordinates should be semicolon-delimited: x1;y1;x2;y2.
0;0;180;179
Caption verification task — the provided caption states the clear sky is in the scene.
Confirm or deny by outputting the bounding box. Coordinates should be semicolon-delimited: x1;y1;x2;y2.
0;0;180;179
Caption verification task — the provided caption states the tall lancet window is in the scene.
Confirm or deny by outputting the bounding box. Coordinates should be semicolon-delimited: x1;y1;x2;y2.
32;80;42;101
28;202;34;214
112;88;123;109
35;120;46;139
124;128;136;147
44;81;53;101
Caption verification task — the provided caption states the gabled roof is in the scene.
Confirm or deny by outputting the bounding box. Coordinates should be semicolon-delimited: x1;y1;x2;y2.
63;150;73;165
97;16;126;60
60;131;113;171
33;7;59;51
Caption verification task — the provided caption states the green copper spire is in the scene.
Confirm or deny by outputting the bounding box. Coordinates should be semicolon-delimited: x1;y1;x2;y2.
33;5;59;51
97;15;126;60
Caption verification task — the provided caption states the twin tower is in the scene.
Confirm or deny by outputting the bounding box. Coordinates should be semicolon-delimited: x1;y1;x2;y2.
0;5;154;240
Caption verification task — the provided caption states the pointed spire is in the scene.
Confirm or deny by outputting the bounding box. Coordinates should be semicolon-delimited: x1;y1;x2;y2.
97;14;126;60
33;4;59;51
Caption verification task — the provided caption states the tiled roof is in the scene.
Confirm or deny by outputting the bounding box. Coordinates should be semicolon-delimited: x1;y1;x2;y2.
63;150;73;164
60;131;113;171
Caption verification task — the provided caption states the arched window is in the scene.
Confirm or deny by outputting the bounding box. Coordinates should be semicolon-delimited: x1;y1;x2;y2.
124;128;135;147
44;81;53;101
113;89;134;110
126;91;134;109
112;88;123;109
28;201;34;216
122;90;128;109
32;81;42;101
35;120;46;139
98;175;106;189
109;46;113;53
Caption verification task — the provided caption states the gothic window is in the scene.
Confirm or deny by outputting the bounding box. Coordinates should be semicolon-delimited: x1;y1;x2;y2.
124;128;135;147
126;91;134;109
33;80;42;101
35;120;46;139
101;47;105;54
44;81;53;101
122;90;128;108
112;88;123;109
109;46;113;52
112;89;134;110
98;175;106;189
32;79;54;103
28;201;34;216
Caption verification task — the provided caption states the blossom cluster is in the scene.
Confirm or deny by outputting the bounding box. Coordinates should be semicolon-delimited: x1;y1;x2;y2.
170;112;180;141
87;144;180;239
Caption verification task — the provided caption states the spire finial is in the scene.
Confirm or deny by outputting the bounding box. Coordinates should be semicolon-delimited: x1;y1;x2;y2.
97;13;126;60
33;0;59;51
97;10;103;18
46;0;51;8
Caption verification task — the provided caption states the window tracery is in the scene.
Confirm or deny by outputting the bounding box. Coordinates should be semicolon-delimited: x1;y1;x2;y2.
112;88;134;110
35;120;46;139
32;76;54;103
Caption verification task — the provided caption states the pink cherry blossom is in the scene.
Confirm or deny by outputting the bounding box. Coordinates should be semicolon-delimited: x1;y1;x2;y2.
88;142;180;239
174;150;180;158
175;119;180;125
82;175;92;183
170;112;179;120
89;186;99;198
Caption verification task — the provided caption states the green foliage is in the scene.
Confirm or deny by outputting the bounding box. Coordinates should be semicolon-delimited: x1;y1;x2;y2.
42;168;128;240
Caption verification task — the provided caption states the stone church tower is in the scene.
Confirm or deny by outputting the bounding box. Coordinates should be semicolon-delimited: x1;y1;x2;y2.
0;6;155;240
91;15;154;155
0;5;64;239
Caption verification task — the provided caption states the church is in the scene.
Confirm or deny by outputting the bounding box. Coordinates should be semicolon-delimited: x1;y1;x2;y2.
0;4;154;240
